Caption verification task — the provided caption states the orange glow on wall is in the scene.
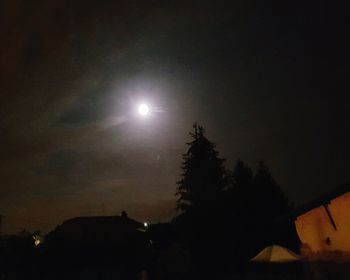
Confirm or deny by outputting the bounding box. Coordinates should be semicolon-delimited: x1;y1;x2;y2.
295;192;350;256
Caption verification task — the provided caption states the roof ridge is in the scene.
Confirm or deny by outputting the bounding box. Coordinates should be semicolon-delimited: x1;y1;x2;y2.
294;183;350;217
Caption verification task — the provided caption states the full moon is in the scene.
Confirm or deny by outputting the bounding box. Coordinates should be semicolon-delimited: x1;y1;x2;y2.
138;103;150;116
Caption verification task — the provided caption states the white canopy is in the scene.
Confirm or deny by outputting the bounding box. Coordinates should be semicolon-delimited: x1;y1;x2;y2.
250;245;301;263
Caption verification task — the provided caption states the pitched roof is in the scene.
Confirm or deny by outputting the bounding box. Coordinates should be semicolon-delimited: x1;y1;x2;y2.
293;183;350;218
63;215;142;229
49;215;144;242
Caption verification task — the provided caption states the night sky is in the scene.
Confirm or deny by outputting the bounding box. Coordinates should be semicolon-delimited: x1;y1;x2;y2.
1;0;349;233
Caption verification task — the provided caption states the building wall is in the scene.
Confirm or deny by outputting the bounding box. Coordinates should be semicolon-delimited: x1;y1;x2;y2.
295;192;350;255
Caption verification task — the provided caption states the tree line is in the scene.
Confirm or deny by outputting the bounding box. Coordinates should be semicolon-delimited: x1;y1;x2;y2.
173;123;299;276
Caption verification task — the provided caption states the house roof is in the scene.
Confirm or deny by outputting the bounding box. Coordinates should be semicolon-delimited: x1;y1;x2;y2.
63;215;142;229
49;215;144;242
293;183;350;218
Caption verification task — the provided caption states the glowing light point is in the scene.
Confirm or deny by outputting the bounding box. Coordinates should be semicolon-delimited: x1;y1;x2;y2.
138;104;149;116
144;222;148;227
33;235;41;246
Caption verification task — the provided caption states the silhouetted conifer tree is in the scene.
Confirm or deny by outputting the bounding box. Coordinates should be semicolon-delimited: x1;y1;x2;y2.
227;160;289;225
173;127;298;275
230;160;254;210
175;124;230;276
223;159;253;236
252;161;289;219
224;160;296;261
221;160;255;267
251;161;298;252
233;160;254;188
176;123;229;215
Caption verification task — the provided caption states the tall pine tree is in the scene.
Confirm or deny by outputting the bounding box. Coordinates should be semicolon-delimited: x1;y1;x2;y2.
175;124;230;275
176;123;229;216
252;161;289;220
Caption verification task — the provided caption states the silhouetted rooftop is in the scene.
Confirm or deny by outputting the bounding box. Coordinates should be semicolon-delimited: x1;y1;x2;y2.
293;184;350;218
63;215;142;229
48;215;144;244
